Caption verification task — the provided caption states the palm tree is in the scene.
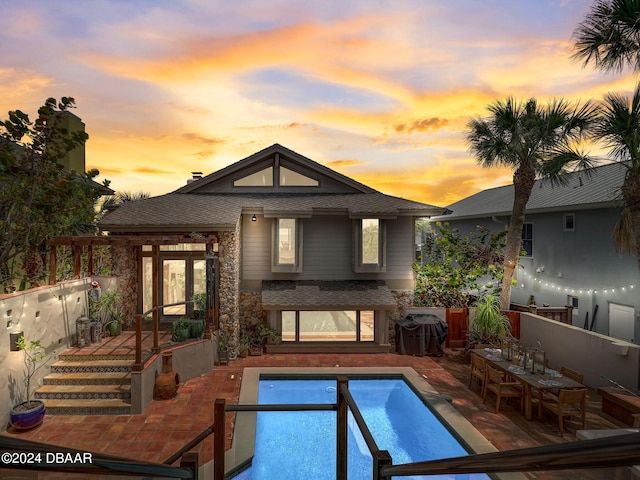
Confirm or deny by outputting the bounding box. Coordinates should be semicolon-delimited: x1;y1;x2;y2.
592;86;640;266
466;97;598;309
571;0;640;73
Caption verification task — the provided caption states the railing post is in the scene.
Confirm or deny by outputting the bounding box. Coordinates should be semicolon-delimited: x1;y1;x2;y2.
132;314;143;372
152;245;160;353
337;377;348;480
180;451;198;479
214;398;226;480
373;449;392;480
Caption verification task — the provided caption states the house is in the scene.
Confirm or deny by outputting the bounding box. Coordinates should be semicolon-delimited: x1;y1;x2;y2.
98;144;444;353
433;162;639;344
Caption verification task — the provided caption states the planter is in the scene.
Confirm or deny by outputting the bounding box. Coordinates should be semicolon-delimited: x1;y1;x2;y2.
107;321;122;337
10;400;45;431
250;344;264;356
171;321;190;343
218;348;229;365
189;320;205;339
155;351;180;399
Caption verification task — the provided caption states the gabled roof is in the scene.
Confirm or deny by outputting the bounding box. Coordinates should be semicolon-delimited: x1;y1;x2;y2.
99;144;444;232
435;162;626;221
175;143;377;194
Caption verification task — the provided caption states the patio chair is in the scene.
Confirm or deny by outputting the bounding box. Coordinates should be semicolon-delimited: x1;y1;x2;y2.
468;353;486;396
537;366;585;408
483;365;524;414
540;387;587;436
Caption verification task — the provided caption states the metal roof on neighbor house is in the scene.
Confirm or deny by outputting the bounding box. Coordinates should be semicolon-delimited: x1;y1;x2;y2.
434;161;626;221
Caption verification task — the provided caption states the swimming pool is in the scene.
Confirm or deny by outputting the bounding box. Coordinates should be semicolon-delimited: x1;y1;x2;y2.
229;369;494;480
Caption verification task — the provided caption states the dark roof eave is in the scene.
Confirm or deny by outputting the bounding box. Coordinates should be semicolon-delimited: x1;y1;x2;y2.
99;223;238;233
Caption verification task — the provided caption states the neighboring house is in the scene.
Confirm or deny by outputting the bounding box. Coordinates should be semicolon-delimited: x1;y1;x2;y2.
98;144;444;352
433;162;639;344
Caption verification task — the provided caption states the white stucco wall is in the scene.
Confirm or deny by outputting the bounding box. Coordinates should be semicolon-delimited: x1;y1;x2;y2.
0;278;92;430
519;312;640;391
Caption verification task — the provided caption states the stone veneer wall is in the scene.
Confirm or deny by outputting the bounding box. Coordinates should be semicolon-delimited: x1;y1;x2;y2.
110;245;137;327
218;221;241;355
390;290;413;345
239;291;267;337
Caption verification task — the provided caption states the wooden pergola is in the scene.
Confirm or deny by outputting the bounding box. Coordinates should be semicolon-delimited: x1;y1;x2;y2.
49;234;220;369
48;234;219;284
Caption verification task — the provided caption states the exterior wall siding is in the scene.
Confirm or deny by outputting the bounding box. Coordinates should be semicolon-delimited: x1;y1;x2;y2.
241;214;416;286
443;206;639;343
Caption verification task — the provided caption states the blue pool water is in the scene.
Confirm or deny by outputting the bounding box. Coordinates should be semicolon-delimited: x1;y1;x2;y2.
237;378;490;480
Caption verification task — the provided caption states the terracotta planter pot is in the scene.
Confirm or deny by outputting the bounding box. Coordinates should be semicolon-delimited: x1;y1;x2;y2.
10;400;45;431
155;351;180;399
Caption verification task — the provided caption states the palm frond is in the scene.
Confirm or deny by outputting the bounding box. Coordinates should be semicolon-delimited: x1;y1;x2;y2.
613;206;636;253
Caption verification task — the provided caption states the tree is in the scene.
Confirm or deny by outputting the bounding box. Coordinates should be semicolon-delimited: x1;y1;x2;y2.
592;87;640;265
413;223;507;308
0;97;107;291
572;0;640;267
571;0;640;73
465;97;598;309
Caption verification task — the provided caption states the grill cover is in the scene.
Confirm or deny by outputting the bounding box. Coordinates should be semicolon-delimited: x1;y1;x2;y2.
395;314;448;357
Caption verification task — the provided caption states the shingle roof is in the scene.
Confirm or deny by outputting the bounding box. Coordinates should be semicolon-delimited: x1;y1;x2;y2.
261;280;397;309
99;193;444;232
435;162;626;221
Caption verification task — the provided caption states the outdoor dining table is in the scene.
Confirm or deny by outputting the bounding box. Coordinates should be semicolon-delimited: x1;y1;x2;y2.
472;348;585;420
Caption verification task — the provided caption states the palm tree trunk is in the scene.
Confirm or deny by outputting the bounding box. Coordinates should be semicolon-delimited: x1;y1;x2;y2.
621;166;640;270
500;164;536;309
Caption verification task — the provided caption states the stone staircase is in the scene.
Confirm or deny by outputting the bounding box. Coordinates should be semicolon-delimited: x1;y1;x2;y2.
35;351;133;415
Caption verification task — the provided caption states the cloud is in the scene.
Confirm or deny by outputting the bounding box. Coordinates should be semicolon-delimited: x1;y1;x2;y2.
326;159;366;168
394;118;449;134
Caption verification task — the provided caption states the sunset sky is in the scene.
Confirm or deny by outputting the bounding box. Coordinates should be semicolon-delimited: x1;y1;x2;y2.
0;0;635;206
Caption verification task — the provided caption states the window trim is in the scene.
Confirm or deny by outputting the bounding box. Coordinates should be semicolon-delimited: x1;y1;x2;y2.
271;218;303;273
281;310;376;343
563;213;575;232
521;222;533;258
353;218;386;273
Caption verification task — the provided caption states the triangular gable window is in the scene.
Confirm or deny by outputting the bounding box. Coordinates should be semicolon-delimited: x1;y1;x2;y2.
280;167;318;186
233;167;273;186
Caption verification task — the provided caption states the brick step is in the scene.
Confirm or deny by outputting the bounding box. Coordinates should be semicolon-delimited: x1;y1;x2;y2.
35;384;131;401
50;360;132;374
42;398;131;416
43;372;131;386
58;353;135;362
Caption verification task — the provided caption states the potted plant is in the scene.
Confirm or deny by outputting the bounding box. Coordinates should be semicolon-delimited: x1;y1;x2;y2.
10;336;48;430
191;292;207;320
215;329;230;364
239;336;251;358
171;319;191;342
467;294;511;350
94;290;124;337
250;322;280;355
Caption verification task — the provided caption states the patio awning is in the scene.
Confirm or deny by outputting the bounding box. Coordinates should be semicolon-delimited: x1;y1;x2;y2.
261;280;397;310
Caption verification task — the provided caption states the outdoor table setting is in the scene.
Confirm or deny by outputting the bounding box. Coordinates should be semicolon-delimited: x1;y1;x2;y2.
472;344;585;420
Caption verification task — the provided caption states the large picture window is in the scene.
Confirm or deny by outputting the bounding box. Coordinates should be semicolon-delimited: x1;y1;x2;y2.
282;310;374;342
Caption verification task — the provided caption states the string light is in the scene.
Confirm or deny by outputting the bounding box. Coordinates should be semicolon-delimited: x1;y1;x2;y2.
516;268;635;296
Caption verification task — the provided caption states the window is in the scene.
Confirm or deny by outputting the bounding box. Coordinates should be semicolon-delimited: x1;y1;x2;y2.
354;219;385;272
281;310;375;342
233;167;273;186
280;167;319;186
564;213;575;232
272;218;302;272
521;223;533;257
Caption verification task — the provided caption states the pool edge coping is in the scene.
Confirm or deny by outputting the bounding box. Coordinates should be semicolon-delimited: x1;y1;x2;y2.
223;367;526;480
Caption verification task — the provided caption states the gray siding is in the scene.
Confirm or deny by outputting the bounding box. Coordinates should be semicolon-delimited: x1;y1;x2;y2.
241;214;416;287
443;206;639;341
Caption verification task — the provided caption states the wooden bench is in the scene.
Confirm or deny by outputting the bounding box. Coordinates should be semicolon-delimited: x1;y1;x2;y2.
598;387;640;426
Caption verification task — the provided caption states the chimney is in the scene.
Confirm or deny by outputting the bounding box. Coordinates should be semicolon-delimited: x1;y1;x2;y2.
187;172;203;184
57;111;86;173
